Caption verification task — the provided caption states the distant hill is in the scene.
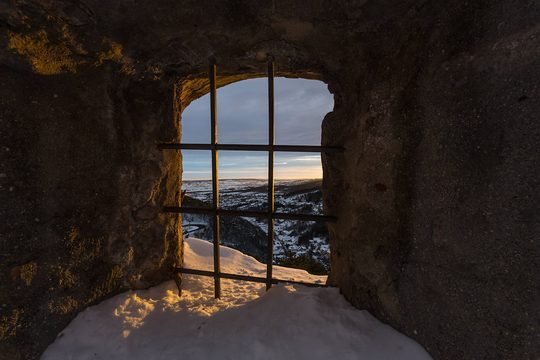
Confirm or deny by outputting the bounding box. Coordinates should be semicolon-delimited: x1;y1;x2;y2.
181;179;330;275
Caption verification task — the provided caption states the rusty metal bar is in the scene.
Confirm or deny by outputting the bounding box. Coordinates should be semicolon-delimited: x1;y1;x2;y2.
266;60;275;291
176;267;328;288
164;206;337;222
158;143;343;153
167;60;338;297
209;62;221;299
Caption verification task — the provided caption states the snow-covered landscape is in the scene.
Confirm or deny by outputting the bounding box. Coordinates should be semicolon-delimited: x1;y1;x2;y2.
183;179;330;274
42;238;432;360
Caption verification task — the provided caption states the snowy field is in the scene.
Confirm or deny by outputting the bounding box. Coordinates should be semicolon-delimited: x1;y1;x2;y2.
42;238;432;360
183;179;331;270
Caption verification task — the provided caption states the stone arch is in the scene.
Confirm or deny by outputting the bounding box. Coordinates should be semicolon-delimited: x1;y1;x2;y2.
175;68;337;274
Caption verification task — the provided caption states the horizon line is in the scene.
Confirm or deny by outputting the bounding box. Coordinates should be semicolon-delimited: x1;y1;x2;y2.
183;177;322;181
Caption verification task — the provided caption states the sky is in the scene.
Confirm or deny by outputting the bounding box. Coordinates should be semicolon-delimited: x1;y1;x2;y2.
181;77;334;180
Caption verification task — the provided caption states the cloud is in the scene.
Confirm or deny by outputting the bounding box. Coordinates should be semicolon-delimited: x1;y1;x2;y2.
181;78;332;179
290;155;321;162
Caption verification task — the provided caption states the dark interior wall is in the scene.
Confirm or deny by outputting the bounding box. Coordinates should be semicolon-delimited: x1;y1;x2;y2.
324;1;540;358
401;2;540;356
0;63;182;358
0;1;538;359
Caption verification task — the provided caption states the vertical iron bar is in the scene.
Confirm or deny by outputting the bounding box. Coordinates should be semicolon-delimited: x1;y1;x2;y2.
210;62;221;298
266;60;275;291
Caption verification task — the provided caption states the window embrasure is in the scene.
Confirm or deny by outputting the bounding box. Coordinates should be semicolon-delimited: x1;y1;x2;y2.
159;61;342;298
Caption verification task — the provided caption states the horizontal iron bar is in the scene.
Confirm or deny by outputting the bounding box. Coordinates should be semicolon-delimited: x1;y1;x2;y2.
163;206;337;222
176;267;328;287
157;143;343;153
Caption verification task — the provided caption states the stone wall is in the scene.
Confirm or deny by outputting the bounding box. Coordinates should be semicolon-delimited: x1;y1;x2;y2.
1;0;538;359
0;34;182;359
323;2;540;358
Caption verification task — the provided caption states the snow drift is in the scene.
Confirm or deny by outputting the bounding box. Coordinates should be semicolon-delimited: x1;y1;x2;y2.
42;237;432;360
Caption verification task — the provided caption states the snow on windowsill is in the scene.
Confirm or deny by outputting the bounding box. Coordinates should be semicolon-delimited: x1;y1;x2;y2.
42;237;432;360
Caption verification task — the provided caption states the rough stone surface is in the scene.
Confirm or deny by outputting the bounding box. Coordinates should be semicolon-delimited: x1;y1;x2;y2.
0;15;183;358
0;1;538;359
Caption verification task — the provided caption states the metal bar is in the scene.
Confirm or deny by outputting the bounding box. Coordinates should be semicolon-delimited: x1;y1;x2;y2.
209;62;221;299
173;271;183;296
163;206;338;222
158;143;343;153
179;267;269;283
266;59;275;291
176;267;328;288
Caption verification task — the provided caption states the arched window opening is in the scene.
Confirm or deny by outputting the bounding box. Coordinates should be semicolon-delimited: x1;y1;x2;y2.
161;63;340;298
